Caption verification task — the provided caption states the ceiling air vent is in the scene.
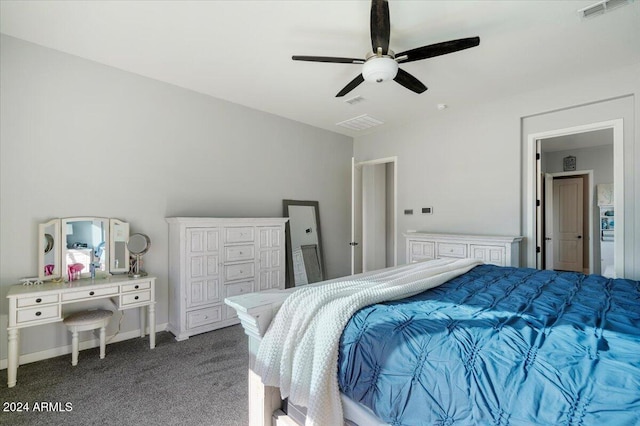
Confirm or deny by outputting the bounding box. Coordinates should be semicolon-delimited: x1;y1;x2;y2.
336;114;383;131
578;0;633;18
344;95;366;105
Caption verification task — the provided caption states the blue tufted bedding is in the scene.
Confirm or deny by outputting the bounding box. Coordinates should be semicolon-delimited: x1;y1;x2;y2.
338;264;640;425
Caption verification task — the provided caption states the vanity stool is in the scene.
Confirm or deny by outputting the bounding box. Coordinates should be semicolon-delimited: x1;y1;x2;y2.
63;309;113;366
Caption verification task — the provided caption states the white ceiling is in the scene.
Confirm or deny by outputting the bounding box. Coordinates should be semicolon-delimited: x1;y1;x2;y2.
1;0;639;137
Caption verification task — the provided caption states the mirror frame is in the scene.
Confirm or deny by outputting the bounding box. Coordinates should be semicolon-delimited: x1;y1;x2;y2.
283;199;326;288
110;218;130;274
127;233;151;278
38;217;132;280
38;218;62;280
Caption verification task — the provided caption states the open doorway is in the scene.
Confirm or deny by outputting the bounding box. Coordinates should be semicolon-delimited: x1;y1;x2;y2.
528;121;623;277
351;157;397;274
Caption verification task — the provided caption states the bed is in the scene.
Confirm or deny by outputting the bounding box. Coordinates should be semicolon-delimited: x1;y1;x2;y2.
225;258;640;426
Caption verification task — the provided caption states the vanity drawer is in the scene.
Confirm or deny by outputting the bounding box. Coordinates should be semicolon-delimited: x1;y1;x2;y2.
17;294;59;308
187;306;222;329
224;245;255;262
224;262;255;282
437;242;467;258
225;227;254;244
121;281;151;293
62;287;118;302
121;291;151;306
16;305;60;324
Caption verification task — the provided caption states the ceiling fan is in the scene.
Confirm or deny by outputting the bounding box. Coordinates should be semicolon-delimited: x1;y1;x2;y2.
292;0;480;97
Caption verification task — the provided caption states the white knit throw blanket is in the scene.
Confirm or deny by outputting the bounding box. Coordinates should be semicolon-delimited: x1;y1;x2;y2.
254;258;482;426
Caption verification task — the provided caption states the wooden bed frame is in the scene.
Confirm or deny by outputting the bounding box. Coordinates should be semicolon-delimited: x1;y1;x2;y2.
225;288;296;425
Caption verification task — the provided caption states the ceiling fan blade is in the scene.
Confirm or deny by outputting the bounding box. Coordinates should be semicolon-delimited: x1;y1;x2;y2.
394;68;427;94
292;55;365;64
370;0;390;54
336;74;365;97
396;37;480;64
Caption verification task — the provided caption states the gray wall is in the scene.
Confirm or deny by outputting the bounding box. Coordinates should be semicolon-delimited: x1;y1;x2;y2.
0;35;353;360
543;144;613;181
354;63;639;280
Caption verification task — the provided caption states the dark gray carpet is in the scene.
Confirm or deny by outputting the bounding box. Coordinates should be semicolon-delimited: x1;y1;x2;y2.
0;325;248;425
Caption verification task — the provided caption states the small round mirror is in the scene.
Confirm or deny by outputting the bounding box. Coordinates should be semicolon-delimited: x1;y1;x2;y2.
128;233;150;255
127;233;150;278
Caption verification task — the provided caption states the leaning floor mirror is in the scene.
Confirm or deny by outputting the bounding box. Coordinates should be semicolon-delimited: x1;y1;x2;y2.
283;199;326;288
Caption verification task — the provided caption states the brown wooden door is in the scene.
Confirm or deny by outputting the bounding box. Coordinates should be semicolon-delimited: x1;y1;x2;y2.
553;177;584;272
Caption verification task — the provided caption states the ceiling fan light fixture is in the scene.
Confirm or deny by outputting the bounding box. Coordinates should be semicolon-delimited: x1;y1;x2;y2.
362;57;398;83
292;1;480;97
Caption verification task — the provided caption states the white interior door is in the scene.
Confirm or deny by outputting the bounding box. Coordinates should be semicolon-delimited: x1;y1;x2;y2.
544;173;554;270
362;164;387;272
351;158;363;275
535;140;543;268
351;157;397;275
553;177;584;272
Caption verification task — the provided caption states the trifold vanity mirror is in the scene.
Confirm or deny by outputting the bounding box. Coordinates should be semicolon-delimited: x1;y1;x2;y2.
283;200;326;288
38;217;130;281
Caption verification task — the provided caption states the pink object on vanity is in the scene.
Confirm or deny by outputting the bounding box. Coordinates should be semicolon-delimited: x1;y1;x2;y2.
67;263;84;281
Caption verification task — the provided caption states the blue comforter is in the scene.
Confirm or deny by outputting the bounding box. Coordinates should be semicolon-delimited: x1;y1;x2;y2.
338;265;640;425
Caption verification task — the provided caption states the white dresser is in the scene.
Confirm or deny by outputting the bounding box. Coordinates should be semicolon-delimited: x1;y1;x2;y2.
6;275;156;388
405;232;523;267
166;217;288;340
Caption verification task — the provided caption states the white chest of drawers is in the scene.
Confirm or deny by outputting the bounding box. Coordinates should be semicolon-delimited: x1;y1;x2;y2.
405;232;523;267
166;217;288;340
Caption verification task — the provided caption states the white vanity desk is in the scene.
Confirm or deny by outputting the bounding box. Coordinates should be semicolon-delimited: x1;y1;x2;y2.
6;275;156;388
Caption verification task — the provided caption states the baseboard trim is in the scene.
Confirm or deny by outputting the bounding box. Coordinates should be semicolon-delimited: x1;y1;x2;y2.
0;322;168;370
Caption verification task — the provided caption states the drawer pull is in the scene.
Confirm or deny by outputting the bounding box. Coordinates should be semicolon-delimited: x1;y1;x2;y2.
35;311;42;317
134;296;139;300
89;291;95;296
135;285;139;289
36;298;42;303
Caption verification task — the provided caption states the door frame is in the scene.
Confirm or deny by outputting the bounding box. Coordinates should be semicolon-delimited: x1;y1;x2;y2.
525;119;623;276
545;171;593;274
351;156;398;274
